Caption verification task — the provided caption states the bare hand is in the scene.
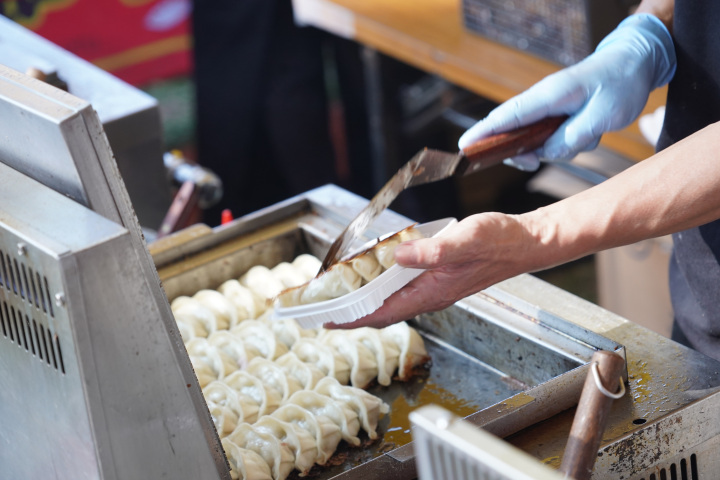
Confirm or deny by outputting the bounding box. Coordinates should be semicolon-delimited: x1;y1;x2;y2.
325;212;545;329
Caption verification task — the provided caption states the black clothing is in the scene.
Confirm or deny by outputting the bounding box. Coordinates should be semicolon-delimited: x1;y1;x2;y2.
657;0;720;360
192;0;337;224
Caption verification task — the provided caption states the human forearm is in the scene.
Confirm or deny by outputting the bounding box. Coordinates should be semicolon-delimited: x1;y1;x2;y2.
635;0;674;32
522;121;720;268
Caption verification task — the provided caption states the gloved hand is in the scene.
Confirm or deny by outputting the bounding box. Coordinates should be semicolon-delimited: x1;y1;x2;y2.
458;13;676;171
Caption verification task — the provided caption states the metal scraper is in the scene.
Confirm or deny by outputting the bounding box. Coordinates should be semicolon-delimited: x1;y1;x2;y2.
319;115;568;272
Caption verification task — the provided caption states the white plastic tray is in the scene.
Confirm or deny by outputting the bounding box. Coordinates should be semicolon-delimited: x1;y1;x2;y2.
272;217;457;329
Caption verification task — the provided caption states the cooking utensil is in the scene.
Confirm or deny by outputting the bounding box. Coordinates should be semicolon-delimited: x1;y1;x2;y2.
560;350;626;480
320;115;568;272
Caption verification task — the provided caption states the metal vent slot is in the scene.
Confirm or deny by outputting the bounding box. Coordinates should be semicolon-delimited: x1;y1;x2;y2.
640;454;699;480
0;249;54;318
0;299;65;374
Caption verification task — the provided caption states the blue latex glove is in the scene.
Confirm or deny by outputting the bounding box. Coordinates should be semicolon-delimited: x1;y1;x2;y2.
458;14;676;171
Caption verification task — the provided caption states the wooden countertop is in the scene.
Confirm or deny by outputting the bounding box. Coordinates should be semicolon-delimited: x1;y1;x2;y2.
293;0;666;161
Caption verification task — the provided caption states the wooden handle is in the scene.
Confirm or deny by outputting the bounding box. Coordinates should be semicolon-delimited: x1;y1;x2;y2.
157;180;200;239
457;115;568;174
559;350;626;480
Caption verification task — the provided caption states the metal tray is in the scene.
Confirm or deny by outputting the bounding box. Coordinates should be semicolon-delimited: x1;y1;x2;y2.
151;185;624;479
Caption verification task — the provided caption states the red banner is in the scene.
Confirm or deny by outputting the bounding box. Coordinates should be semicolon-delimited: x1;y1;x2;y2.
1;0;192;86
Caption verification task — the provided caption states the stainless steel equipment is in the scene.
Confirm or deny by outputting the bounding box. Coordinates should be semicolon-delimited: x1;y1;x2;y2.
0;65;227;480
0;15;172;229
2;56;720;480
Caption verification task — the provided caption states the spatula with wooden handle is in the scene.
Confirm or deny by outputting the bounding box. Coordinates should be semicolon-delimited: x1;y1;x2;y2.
319;115;568;272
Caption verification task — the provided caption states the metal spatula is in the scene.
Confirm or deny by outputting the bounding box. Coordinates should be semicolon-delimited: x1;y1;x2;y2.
319;115;567;272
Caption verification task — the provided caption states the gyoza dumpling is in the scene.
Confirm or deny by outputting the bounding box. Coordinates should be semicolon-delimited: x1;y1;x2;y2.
373;225;424;269
271;404;342;465
347;327;400;386
313;377;389;439
187;336;243;381
254;415;318;476
207;330;259;372
174;312;203;341
380;322;430;380
319;330;379;389
286;390;361;446
224;370;282;419
274;352;325;390
291;254;322;281
193;289;239;329
208;402;239;437
222;439;273;480
398;226;424;243
203;381;260;426
171;296;218;336
185;338;225;387
240;265;286;302
291;338;351;385
349;250;383;284
260;317;315;349
227;424;294;480
372;236;401;270
246;357;302;403
270;262;308;289
218;279;265;320
273;284;306;309
231;320;289;360
299;263;361;304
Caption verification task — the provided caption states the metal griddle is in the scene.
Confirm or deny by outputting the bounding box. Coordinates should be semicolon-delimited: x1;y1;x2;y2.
151;185;625;479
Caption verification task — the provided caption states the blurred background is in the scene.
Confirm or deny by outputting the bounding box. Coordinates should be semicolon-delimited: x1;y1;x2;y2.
1;0;673;333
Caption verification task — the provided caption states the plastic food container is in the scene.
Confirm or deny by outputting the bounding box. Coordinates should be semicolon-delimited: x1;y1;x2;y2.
272;217;457;329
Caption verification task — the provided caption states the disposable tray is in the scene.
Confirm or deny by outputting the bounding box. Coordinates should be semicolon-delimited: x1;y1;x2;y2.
272;218;457;328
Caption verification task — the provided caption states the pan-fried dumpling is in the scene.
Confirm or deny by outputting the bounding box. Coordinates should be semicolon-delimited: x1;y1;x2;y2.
207;331;259;372
193;289;239;329
319;330;379;389
270;262;308;289
286;390;361;446
218;279;265;320
270;404;342;465
274;352;325;390
246;357;303;402
380;322;430;380
291;338;351;385
291;254;322;281
273;284;306;308
241;265;286;301
254;415;318;476
349;250;383;283
203;381;260;426
299;263;361;304
185;338;225;387
174;312;201;341
208;402;239;437
231;320;289;360
227;423;294;480
260;317;315;349
313;377;389;439
372;236;401;270
398;226;424;243
223;370;282;419
171;296;218;336
347;327;400;386
373;225;424;269
222;439;273;480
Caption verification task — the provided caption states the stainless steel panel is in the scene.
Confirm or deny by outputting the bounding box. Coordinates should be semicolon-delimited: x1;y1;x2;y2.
0;162;228;479
0;17;171;228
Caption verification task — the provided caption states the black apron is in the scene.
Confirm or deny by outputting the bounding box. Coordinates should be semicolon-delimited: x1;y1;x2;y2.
656;1;720;361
